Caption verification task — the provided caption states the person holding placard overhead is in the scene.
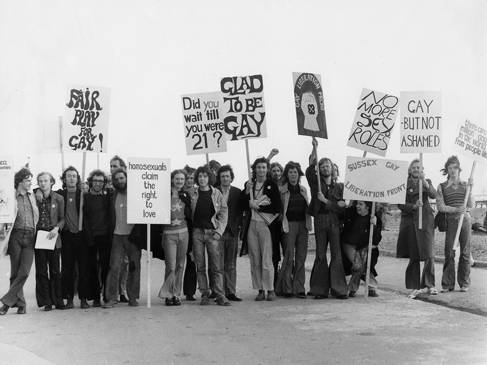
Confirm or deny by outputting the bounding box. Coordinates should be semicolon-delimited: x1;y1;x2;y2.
33;172;66;311
241;157;282;301
436;156;474;293
0;168;39;315
158;170;192;306
306;138;348;299
396;159;438;299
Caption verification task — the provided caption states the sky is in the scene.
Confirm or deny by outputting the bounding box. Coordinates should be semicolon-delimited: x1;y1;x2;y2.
0;0;486;194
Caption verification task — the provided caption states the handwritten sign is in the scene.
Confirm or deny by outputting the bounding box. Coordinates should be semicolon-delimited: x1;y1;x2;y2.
347;89;399;156
63;86;110;153
454;120;487;162
127;157;171;224
400;92;441;153
220;74;266;140
293;72;327;139
0;157;14;223
343;156;408;204
181;92;227;155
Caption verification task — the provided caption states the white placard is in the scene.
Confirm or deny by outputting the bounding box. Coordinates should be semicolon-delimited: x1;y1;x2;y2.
127;157;171;224
35;230;58;250
0;157;15;223
453;120;487;163
343;156;409;204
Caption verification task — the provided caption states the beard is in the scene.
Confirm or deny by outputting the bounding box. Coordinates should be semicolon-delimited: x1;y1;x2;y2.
113;180;127;192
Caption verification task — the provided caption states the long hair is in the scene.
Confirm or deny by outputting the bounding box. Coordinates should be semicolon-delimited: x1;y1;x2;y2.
61;166;81;189
216;165;234;186
14;168;33;189
408;158;421;177
194;165;215;186
251;157;270;181
441;155;461;177
87;169;107;188
281;161;304;186
171;169;187;189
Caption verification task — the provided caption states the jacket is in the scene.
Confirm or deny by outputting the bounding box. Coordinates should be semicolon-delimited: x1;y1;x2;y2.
216;185;243;237
279;183;312;233
190;186;228;237
34;189;65;249
305;163;344;217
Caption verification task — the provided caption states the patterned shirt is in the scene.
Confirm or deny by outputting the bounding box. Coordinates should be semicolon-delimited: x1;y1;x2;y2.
37;193;52;230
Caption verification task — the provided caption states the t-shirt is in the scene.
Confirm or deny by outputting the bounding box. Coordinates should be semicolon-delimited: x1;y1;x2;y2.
286;184;307;222
65;191;79;234
114;192;134;235
164;193;188;234
193;189;215;230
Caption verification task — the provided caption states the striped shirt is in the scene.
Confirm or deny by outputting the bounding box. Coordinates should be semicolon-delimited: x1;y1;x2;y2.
441;181;467;207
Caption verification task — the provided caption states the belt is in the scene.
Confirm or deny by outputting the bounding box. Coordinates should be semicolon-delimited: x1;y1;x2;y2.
12;228;36;234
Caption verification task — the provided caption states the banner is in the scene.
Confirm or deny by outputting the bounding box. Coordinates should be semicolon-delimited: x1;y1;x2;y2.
293;72;327;138
220;74;266;140
127;157;171;224
454;120;487;162
400;92;442;153
347;89;399;156
181;92;227;155
63;86;111;153
343;156;408;204
0;157;15;223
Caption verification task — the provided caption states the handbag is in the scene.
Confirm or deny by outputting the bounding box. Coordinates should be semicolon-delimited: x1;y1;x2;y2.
434;183;448;232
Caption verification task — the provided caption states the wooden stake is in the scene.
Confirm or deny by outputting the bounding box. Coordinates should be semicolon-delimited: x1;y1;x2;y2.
245;139;254;203
453;160;476;250
418;153;423;230
59;116;66;172
78;152;86;231
147;224;151;308
364;201;376;298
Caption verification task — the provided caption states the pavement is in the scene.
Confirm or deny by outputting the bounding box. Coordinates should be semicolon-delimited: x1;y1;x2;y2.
0;252;486;365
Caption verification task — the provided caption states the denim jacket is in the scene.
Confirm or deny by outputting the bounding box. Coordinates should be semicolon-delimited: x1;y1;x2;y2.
190;186;228;237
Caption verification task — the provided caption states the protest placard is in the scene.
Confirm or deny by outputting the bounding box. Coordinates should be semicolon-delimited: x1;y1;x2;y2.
220;74;266;140
347;89;399;156
454;119;487;162
400;92;442;153
181;92;227;155
63;86;111;153
0;157;15;224
343;156;409;204
293;72;327;139
127;158;171;224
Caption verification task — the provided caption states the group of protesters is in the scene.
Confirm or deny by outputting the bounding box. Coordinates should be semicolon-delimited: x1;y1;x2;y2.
0;138;475;314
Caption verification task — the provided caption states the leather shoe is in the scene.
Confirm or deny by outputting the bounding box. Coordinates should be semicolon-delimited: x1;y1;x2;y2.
165;298;173;306
80;299;90;309
119;294;129;303
208;291;217;299
0;304;9;315
17;306;26;314
255;291;265;301
185;295;196;301
296;293;306;299
226;294;242;302
92;299;101;308
65;300;74;309
368;289;379;297
55;303;66;310
44;305;52;311
216;297;231;306
128;299;139;307
266;291;276;301
172;297;182;306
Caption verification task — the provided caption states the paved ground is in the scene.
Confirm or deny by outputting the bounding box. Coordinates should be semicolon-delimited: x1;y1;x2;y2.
0;252;486;365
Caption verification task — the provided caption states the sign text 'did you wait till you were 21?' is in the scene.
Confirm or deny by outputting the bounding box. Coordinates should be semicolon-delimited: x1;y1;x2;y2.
181;92;227;155
127;158;171;224
220;74;266;140
347;89;399;156
63;86;110;153
400;92;442;153
343;156;409;204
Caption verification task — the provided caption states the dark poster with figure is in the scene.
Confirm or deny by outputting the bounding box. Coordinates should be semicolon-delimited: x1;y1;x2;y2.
293;72;327;139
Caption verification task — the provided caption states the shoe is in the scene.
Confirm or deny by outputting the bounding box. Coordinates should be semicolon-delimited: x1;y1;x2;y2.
172;297;182;306
128;299;139;307
335;294;348;300
460;287;469;292
93;299;101;308
44;305;52;311
65;299;74;309
17;306;26;314
200;296;210;305
348;291;356;298
208;291;217;299
441;288;454;293
0;304;9;315
408;289;420;299
307;291;313;296
296;293;306;299
55;303;66;310
428;288;439;295
165;298;174;306
368;290;379;297
314;295;327;299
282;293;293;298
185;295;196;301
216;297;231;306
119;294;129;303
102;300;117;308
226;294;242;302
255;291;265;301
266;291;276;301
80;299;90;309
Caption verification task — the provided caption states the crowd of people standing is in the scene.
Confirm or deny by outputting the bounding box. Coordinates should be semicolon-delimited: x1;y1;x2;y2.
0;140;475;315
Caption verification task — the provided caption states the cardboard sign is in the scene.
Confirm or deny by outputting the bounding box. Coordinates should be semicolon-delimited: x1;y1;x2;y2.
63;86;111;153
127;157;171;224
220;74;266;140
400;92;442;153
293;72;327;139
454;120;487;162
343;156;408;204
0;157;15;223
347;89;399;156
181;92;227;155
